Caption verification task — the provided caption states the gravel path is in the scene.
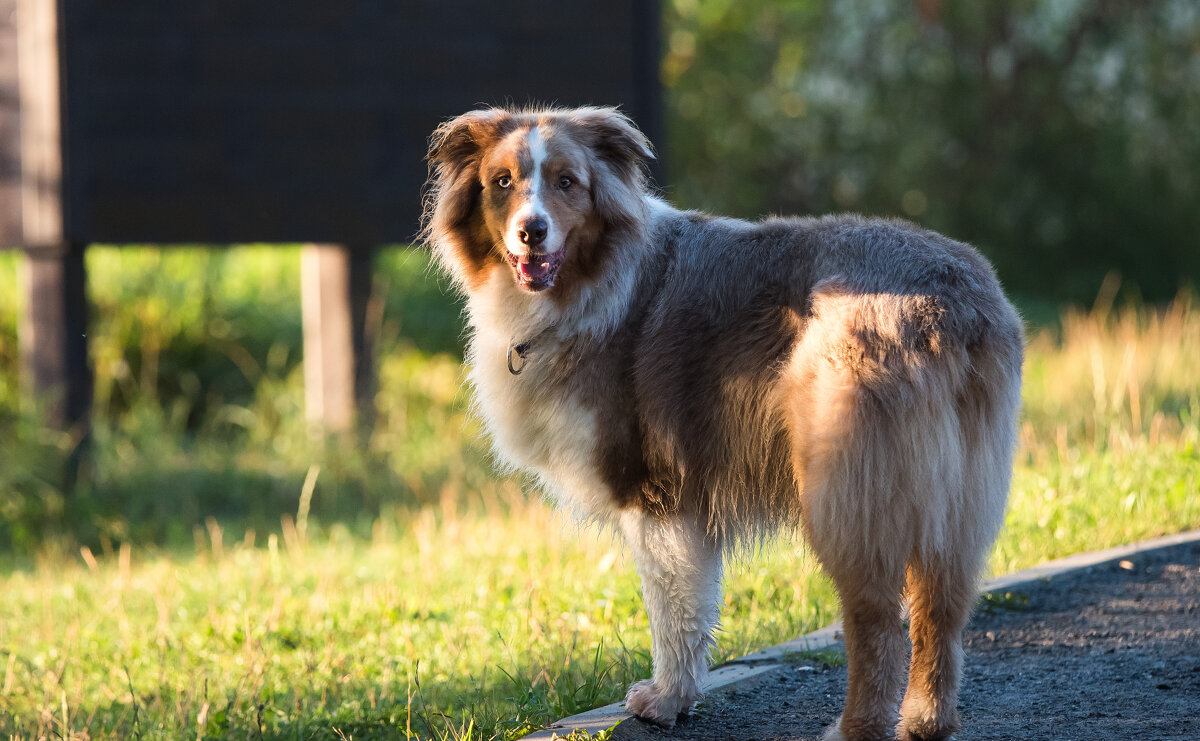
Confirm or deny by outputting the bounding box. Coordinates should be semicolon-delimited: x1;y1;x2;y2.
610;539;1200;741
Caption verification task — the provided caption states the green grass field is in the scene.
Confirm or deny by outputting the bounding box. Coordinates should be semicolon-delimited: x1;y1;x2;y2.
0;248;1197;740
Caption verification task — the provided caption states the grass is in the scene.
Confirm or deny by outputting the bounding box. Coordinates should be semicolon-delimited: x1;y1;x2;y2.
0;248;1197;739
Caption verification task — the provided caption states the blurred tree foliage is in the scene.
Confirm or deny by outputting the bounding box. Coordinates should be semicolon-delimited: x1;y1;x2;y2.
662;0;1200;301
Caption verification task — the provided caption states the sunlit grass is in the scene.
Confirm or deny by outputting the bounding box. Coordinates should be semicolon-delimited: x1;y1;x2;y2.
0;250;1196;739
0;487;835;740
0;501;642;739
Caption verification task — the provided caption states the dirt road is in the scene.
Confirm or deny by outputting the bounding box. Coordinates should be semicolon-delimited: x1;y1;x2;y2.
609;539;1200;741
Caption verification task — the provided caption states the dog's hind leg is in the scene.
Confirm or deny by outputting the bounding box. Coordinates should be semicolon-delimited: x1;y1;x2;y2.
813;544;908;741
784;331;914;740
898;382;1015;740
619;509;723;728
896;554;976;741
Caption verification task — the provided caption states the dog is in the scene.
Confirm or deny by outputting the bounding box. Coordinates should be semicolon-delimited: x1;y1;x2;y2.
422;106;1023;741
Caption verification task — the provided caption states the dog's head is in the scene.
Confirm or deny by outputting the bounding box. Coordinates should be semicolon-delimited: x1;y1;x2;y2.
423;107;654;295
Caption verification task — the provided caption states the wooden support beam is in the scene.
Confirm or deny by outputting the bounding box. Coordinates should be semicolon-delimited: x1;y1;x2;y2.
16;0;91;435
347;246;378;431
301;244;376;434
19;242;91;431
302;244;353;433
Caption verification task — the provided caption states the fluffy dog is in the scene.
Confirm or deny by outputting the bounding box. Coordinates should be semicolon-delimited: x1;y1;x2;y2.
422;106;1023;741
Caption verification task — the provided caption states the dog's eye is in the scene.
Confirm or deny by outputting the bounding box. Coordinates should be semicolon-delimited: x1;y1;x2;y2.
496;175;512;189
558;176;573;189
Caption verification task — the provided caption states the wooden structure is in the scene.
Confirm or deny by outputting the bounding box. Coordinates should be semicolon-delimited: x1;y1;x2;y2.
4;0;661;432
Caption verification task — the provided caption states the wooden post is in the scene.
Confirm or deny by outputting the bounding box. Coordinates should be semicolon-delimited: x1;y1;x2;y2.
19;242;91;430
301;244;376;434
347;246;378;431
16;0;92;433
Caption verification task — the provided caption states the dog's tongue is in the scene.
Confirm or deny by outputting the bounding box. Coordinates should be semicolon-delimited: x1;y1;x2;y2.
519;255;552;280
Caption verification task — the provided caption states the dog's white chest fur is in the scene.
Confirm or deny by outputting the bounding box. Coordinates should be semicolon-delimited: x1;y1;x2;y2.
465;274;616;518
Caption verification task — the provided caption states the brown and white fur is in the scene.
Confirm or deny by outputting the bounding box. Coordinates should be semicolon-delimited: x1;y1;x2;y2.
422;106;1023;741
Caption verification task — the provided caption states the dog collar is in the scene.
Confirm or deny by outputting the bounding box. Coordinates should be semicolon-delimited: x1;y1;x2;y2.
507;322;559;376
507;341;531;375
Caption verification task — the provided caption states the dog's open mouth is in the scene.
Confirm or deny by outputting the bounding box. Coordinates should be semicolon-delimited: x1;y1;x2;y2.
505;249;565;292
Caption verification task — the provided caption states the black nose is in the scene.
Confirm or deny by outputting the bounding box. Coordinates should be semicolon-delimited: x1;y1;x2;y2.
518;217;548;247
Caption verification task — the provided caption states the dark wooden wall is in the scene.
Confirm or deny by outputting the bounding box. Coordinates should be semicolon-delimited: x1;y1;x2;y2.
11;0;661;435
59;0;662;245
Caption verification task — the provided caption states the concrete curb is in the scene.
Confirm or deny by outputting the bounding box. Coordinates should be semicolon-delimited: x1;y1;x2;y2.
979;528;1200;594
521;528;1200;739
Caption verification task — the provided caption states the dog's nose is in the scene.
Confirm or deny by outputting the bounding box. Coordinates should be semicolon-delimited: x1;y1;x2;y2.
518;217;548;247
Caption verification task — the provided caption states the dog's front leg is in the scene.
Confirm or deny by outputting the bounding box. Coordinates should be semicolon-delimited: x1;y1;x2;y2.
619;510;723;728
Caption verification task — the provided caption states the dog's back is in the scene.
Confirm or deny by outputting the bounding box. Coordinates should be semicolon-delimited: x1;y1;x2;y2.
628;211;1022;540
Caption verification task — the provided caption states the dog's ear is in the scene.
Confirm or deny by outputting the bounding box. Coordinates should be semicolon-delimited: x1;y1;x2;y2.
568;108;652;234
424;109;513;233
427;108;510;176
422;110;512;280
569;107;654;179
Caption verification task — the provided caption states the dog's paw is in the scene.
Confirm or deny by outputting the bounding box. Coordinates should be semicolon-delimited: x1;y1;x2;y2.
897;696;959;740
819;716;896;741
897;726;956;741
624;679;695;728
